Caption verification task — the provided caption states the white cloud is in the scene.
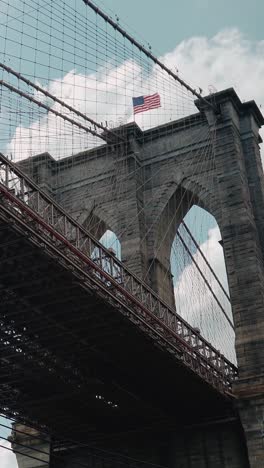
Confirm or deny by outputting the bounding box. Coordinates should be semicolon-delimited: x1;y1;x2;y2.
163;28;264;105
163;28;264;153
5;28;264;162
0;441;17;468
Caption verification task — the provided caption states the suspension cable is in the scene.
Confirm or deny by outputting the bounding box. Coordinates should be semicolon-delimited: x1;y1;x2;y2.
0;80;107;142
181;219;230;301
82;0;217;112
177;231;234;330
0;62;124;144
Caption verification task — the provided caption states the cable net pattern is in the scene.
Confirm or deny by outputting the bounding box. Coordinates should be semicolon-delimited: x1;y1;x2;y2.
0;2;237;444
0;0;200;160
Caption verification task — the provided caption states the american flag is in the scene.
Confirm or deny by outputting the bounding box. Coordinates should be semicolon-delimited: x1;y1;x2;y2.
132;93;161;114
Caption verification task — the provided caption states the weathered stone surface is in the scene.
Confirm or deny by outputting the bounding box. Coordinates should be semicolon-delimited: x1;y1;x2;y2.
10;424;50;468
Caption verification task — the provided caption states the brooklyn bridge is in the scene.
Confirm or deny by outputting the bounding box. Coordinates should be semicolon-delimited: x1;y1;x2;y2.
0;1;263;467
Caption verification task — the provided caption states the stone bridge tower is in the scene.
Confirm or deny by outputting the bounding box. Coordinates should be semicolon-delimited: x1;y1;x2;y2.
15;88;264;467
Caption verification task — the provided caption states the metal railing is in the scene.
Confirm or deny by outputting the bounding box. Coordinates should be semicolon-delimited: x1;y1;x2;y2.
0;153;238;394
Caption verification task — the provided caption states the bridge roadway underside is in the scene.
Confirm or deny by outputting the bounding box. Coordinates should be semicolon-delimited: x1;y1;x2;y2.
0;213;248;466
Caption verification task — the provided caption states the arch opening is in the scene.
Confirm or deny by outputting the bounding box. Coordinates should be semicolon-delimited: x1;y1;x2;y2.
82;209;121;260
89;230;122;285
170;205;236;364
99;230;121;260
81;208;122;282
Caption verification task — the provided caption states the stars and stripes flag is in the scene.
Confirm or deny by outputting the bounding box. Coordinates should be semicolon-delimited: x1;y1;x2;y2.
132;93;161;114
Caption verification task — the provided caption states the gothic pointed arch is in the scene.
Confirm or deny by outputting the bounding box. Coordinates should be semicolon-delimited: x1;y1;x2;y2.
146;179;219;308
171;205;235;363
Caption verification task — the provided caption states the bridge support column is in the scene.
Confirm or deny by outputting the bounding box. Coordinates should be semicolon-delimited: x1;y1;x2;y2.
238;396;264;468
200;90;264;466
147;256;175;309
115;142;149;280
10;424;50;468
117;130;176;308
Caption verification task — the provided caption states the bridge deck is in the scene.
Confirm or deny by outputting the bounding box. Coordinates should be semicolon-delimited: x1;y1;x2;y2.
0;214;236;441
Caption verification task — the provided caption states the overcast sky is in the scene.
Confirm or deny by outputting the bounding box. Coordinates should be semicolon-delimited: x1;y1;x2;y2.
1;0;263;466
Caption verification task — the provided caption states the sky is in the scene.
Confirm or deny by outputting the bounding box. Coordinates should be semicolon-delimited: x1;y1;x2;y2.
99;0;263;54
0;0;263;466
